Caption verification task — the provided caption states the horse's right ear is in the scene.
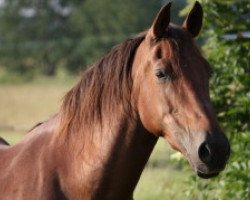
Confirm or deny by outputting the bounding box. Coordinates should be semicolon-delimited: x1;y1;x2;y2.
151;2;172;39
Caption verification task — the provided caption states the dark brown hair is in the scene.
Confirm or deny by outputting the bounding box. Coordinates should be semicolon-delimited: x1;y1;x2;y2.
58;34;145;137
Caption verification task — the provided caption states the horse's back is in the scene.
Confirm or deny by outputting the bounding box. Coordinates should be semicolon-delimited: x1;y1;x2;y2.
0;115;62;200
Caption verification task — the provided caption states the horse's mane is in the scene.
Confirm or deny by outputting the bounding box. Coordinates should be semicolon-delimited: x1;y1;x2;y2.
58;33;146;137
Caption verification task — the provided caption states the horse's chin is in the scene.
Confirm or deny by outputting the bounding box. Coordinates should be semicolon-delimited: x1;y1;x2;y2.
196;170;219;179
187;158;221;179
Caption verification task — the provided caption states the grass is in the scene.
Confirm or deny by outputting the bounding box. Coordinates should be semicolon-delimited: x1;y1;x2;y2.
135;167;188;200
0;75;192;200
0;131;24;144
0;75;76;132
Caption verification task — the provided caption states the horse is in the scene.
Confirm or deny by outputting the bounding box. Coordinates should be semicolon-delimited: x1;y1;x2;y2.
0;2;230;200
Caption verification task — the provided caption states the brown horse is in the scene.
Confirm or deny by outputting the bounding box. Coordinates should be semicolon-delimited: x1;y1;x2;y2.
0;2;230;200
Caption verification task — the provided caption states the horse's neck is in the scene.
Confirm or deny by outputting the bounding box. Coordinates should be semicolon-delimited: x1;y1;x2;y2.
56;114;158;200
93;118;158;199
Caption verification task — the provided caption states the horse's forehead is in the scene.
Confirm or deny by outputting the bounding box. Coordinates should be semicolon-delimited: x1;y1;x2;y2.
153;25;192;53
168;24;190;40
157;40;171;58
166;27;201;58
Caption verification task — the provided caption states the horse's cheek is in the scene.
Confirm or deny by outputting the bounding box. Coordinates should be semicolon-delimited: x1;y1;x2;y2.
137;87;162;136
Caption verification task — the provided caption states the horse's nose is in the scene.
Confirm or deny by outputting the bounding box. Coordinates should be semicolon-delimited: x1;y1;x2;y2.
198;133;230;169
198;142;212;163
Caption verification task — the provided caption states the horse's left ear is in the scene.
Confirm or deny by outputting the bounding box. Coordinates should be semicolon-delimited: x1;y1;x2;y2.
182;1;203;37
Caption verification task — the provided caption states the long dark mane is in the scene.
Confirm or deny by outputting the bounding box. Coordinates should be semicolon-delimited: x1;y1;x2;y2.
58;33;145;137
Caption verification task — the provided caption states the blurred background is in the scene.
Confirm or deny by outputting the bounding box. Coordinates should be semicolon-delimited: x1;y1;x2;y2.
0;0;249;199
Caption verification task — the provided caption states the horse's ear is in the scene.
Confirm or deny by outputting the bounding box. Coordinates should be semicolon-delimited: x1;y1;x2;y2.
151;2;172;39
182;1;203;37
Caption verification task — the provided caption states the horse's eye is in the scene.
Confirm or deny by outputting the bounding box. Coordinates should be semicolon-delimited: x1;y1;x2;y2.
155;68;176;82
155;69;167;80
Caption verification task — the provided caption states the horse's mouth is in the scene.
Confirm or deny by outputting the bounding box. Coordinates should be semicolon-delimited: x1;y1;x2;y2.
197;170;219;179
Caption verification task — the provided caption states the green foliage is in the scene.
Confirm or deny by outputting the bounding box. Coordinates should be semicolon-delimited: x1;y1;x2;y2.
182;1;250;199
64;0;162;72
0;0;162;76
0;0;71;76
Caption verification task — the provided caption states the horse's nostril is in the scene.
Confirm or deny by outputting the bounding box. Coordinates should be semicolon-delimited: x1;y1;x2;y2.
198;142;212;164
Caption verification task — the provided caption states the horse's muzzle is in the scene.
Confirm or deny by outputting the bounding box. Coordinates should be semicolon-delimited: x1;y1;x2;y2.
195;131;230;179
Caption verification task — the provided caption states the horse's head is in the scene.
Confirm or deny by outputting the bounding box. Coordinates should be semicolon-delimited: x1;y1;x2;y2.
132;2;230;178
